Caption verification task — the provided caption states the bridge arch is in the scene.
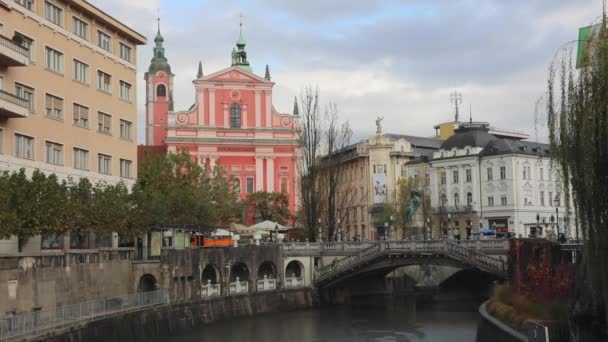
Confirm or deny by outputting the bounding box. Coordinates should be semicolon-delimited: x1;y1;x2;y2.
257;261;277;279
230;262;250;282
138;274;157;293
201;263;220;284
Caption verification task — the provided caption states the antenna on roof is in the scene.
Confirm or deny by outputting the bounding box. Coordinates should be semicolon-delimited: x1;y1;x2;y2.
450;90;462;122
469;103;472;124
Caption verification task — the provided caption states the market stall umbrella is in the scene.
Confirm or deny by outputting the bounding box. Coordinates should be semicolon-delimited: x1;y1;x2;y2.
248;220;290;232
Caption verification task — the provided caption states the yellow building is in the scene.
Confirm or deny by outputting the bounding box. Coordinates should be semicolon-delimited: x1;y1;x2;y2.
0;0;146;185
0;0;146;253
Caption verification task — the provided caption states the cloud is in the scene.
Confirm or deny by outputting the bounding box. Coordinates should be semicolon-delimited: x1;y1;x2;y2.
87;0;603;144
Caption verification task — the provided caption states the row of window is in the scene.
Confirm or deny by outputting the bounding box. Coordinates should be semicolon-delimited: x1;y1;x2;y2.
15;0;133;62
6;132;133;177
440;191;561;208
337;206;367;225
231;175;289;194
7;81;133;138
42;47;132;99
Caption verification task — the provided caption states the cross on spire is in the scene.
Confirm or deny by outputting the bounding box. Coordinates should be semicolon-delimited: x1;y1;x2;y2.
240;12;243;37
157;8;161;33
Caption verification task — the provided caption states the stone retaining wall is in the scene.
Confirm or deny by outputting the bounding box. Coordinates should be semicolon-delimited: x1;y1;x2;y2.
30;288;316;342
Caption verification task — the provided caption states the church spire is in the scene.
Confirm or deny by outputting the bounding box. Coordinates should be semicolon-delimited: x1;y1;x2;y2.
231;14;252;73
149;14;172;74
293;96;299;116
265;64;271;80
197;61;203;78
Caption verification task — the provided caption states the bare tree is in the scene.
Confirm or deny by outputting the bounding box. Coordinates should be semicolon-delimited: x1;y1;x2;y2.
321;103;353;240
297;86;323;241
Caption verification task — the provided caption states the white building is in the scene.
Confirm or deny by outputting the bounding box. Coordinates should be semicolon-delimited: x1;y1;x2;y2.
406;122;572;239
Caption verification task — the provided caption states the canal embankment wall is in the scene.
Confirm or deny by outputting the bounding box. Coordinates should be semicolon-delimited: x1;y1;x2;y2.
29;288;316;342
476;301;528;342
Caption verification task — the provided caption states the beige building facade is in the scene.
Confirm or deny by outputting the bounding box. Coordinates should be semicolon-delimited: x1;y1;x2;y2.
329;130;441;241
0;0;146;253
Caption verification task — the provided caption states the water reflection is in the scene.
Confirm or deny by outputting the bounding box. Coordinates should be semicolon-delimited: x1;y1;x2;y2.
157;295;479;342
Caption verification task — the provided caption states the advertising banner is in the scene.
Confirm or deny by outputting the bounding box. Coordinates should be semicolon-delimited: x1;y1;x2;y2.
373;173;387;203
150;232;161;257
577;24;601;68
175;232;186;250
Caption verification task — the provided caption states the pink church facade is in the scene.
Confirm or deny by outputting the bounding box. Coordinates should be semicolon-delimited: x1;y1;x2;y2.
144;26;301;225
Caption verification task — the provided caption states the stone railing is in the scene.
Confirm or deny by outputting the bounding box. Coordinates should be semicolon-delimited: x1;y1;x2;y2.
0;248;135;270
445;241;506;275
229;279;249;294
283;239;509;256
256;276;277;292
201;281;221;298
284;277;304;288
315;240;507;285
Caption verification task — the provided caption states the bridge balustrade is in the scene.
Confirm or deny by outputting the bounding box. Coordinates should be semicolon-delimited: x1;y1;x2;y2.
284;277;304;288
229;278;249;294
201;280;221;298
256;275;277;292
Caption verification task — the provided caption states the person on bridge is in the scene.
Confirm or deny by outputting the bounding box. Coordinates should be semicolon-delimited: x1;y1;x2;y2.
453;227;461;241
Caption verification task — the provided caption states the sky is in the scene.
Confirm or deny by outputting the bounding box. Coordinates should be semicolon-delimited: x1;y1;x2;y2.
88;0;603;144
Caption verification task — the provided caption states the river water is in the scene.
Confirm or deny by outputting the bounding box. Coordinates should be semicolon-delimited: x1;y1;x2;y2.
159;293;481;342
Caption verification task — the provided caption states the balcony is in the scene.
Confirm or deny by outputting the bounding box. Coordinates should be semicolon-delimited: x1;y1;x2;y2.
0;90;29;118
0;34;30;67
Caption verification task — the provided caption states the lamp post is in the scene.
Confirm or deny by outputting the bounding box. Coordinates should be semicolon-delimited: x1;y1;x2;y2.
426;217;431;240
318;218;322;242
383;221;388;241
390;215;394;240
554;195;560;238
447;213;451;240
337;218;341;242
274;224;279;243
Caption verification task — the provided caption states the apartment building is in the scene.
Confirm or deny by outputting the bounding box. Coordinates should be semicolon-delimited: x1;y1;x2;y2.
0;0;146;184
0;0;146;253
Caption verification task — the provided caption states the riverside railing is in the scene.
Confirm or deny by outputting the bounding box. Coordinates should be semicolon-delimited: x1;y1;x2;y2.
0;289;167;340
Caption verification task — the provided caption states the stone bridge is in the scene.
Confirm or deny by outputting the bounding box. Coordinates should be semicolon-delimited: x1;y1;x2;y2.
310;240;508;288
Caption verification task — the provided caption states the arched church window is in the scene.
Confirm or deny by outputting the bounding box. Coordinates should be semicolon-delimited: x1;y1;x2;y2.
156;84;167;97
230;103;241;128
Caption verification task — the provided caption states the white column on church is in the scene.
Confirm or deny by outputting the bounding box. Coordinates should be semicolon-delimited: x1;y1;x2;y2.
255;90;261;128
209;89;216;127
198;88;206;126
266;158;275;192
265;92;272;128
224;103;230;128
242;104;248;128
255;157;264;191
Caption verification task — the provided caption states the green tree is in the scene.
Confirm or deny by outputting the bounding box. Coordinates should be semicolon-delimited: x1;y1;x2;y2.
247;191;291;225
545;13;608;340
0;169;68;249
209;166;243;227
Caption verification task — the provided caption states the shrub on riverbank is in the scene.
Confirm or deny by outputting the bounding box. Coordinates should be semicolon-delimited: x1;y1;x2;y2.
487;285;568;330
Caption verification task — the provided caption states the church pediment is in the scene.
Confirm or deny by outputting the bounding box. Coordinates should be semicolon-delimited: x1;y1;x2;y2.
203;67;271;84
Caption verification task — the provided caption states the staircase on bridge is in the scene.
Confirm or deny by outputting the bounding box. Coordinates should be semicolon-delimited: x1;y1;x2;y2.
315;240;508;286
